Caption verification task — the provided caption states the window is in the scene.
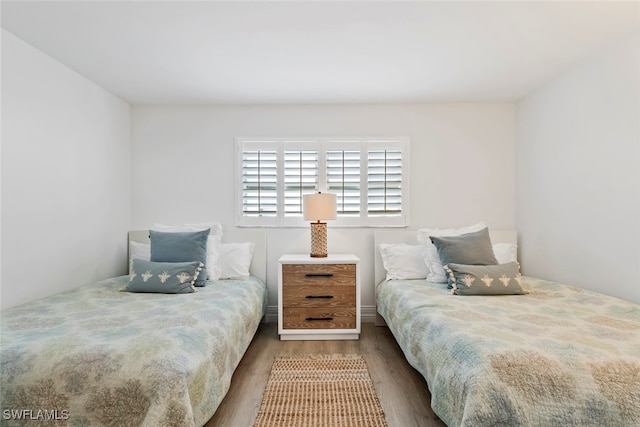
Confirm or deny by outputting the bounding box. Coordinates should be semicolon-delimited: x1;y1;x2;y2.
236;138;409;227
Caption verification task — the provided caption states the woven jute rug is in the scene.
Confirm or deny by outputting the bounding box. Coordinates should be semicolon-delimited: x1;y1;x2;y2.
253;354;388;427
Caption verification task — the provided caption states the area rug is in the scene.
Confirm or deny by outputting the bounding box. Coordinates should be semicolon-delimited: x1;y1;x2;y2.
253;354;388;427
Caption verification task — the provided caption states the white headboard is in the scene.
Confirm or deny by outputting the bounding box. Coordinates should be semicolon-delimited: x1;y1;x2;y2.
128;230;267;284
374;229;517;287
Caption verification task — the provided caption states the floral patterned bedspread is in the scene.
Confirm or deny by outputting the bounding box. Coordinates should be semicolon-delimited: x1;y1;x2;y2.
0;275;267;427
377;277;640;427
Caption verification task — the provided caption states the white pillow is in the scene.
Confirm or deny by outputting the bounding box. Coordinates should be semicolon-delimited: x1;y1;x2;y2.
152;222;223;280
129;241;151;274
493;243;518;264
378;243;428;280
417;222;487;283
218;242;255;280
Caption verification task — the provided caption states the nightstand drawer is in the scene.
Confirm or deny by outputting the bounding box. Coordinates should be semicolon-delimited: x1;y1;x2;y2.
283;285;355;307
282;308;356;329
282;263;355;286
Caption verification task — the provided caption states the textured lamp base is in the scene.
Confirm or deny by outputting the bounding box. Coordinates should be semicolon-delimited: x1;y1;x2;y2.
310;222;328;257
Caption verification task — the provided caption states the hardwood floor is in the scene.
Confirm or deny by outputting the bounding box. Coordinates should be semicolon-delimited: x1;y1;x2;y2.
205;322;446;427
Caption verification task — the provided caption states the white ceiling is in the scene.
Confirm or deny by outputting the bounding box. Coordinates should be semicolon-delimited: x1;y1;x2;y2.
2;1;639;104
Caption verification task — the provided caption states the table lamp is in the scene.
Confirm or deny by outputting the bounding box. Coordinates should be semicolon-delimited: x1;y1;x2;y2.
303;192;337;257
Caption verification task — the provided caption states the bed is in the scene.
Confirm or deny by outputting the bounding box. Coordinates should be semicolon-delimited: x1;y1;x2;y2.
0;229;267;427
375;229;640;427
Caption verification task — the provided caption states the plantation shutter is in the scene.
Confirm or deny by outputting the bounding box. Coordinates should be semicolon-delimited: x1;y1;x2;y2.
242;150;277;217
237;138;408;226
326;150;361;216
284;150;319;216
367;149;403;216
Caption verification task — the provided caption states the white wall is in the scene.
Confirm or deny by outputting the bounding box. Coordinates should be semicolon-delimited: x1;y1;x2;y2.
1;30;131;309
131;103;516;318
516;32;640;303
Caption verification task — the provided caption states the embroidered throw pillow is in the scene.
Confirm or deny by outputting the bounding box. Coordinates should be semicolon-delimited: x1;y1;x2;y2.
445;262;528;296
124;259;202;294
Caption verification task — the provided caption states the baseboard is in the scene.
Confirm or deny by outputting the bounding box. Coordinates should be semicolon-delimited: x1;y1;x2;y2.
263;305;378;324
360;305;377;323
264;305;278;324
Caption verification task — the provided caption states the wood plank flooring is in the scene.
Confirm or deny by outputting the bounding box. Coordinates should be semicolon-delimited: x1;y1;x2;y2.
205;323;446;427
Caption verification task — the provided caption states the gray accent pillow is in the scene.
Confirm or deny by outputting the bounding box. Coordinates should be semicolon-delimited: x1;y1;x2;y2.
124;259;202;294
430;228;498;288
445;262;528;296
150;229;209;286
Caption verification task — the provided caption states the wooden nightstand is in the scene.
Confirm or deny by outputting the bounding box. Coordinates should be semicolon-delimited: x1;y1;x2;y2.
278;254;360;340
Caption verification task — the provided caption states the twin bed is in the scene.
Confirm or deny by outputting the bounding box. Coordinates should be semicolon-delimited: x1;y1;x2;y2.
0;230;267;427
374;229;640;427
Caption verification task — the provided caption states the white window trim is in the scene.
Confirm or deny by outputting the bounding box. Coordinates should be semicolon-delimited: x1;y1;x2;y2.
235;137;410;228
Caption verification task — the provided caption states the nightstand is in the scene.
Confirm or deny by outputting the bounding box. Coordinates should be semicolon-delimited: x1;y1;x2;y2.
278;254;360;340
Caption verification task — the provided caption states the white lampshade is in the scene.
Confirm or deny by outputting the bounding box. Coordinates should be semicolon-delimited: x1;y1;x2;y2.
303;193;337;221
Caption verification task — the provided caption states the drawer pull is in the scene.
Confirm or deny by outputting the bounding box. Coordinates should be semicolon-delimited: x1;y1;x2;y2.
305;273;334;277
305;317;334;321
305;295;334;299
